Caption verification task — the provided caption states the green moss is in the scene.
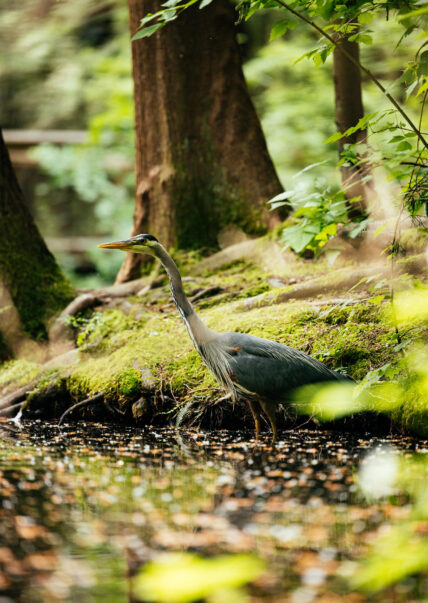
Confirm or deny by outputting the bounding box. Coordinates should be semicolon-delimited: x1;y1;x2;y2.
117;369;143;396
77;309;140;352
0;358;39;387
2;246;74;340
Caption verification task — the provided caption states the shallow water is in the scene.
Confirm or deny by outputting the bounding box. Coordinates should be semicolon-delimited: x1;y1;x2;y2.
0;421;426;602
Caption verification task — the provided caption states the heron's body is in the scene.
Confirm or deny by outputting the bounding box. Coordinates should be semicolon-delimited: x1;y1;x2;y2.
99;234;352;444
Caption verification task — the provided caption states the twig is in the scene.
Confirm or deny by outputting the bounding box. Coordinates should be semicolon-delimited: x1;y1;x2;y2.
400;162;428;168
416;88;428;153
58;393;105;426
273;0;428;149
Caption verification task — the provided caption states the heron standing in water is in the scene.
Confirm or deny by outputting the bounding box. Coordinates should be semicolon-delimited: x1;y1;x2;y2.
99;234;352;444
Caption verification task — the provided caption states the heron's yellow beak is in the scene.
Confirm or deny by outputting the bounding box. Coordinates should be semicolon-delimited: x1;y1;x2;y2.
98;239;133;250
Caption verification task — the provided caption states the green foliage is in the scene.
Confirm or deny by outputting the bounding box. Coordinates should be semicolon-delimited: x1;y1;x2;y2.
353;452;428;593
237;0;427;254
0;2;135;287
244;38;338;186
268;167;361;255
134;553;265;603
131;0;208;41
28;21;136;244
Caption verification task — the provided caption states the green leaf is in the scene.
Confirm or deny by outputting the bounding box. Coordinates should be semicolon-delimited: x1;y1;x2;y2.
324;131;344;144
199;0;214;8
162;0;181;6
348;217;370;239
397;140;412;151
373;224;387;239
281;226;314;254
398;6;428;19
358;34;373;45
132;23;164;40
417;79;428;97
140;12;160;26
269;19;297;41
323;222;337;236
388;135;406;143
318;0;335;21
268;191;293;203
418;51;428;77
312;50;324;67
134;553;265;603
359;12;373;24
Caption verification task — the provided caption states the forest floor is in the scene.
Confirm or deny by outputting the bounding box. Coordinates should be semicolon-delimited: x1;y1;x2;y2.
1;226;427;438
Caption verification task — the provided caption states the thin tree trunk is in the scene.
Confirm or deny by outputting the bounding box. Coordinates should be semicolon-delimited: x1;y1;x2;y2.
118;0;285;282
0;129;73;343
333;34;372;219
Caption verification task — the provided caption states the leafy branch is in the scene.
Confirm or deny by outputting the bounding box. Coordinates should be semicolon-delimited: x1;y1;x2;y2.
272;0;428;150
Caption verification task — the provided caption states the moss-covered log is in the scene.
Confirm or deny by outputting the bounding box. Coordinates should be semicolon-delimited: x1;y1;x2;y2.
0;129;74;341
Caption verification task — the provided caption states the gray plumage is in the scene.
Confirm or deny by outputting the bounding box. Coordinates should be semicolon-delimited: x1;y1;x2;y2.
99;234;353;445
201;332;350;401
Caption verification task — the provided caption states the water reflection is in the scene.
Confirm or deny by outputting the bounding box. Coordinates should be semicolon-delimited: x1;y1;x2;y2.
0;421;426;602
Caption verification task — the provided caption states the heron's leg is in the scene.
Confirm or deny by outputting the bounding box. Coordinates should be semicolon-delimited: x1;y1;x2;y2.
247;399;262;442
259;399;277;447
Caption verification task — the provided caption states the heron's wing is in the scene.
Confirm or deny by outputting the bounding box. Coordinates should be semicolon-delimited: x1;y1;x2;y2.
218;332;349;399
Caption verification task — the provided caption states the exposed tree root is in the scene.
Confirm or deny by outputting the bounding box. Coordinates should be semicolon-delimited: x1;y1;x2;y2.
58;392;105;426
0;401;24;417
0;382;37;411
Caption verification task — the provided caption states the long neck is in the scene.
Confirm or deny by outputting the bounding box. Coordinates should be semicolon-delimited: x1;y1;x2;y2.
156;245;194;319
155;245;215;347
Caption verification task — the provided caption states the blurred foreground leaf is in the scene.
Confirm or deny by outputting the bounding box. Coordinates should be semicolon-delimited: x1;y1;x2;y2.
393;287;428;326
352;524;428;592
293;381;359;421
353;451;428;593
134;553;265;603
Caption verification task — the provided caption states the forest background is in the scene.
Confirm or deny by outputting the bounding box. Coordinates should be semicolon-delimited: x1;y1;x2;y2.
1;0;426;289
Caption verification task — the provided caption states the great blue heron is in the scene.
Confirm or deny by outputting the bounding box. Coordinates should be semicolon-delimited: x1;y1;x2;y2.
99;234;353;444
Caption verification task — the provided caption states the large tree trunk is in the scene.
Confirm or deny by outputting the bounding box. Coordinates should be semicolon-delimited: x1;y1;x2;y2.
118;0;285;282
0;129;73;345
333;34;372;219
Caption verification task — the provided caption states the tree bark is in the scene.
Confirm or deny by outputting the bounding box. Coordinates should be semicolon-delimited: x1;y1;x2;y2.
333;34;372;218
118;0;285;282
0;129;73;342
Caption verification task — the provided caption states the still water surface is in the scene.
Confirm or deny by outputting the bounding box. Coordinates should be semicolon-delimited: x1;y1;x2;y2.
0;421;426;602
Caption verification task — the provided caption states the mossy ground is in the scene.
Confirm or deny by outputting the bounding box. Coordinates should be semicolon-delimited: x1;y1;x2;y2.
1;245;427;436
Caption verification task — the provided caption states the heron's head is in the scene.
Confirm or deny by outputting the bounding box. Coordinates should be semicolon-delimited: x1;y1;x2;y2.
98;234;159;255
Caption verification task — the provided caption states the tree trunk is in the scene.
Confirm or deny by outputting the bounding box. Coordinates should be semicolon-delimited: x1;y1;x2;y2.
333;34;372;219
0;129;73;343
118;0;285;282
